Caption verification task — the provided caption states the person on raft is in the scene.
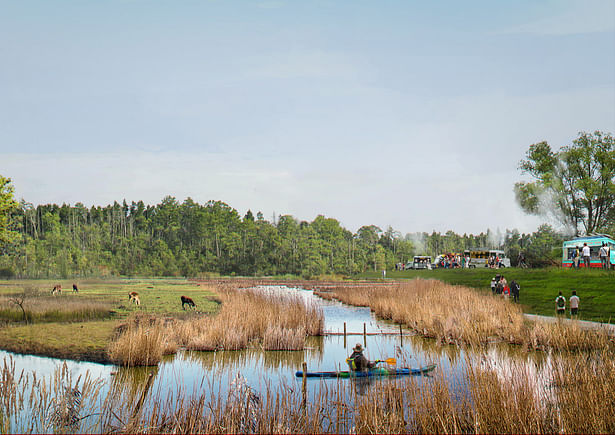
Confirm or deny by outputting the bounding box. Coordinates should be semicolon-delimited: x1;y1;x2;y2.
347;343;377;372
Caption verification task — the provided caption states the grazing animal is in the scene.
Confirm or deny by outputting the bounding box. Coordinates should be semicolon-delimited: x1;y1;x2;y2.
51;284;62;295
128;291;141;306
72;283;79;292
181;295;196;310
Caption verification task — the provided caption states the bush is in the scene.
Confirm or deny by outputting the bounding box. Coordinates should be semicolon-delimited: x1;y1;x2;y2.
0;267;15;278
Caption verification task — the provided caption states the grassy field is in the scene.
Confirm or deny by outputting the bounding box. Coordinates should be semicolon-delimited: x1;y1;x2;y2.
358;267;615;323
0;278;220;362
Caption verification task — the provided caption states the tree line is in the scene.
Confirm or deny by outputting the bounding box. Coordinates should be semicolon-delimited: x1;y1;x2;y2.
0;130;611;278
0;193;562;279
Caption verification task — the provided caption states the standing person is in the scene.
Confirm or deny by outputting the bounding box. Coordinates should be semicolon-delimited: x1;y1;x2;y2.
570;291;580;317
500;276;508;298
347;343;376;372
582;243;591;268
490;277;497;294
569;247;577;269
575;246;581;269
599;243;608;270
555;292;566;316
510;280;520;302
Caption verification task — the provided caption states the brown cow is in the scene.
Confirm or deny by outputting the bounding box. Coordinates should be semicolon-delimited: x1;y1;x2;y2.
181;295;196;310
51;284;62;295
128;291;141;306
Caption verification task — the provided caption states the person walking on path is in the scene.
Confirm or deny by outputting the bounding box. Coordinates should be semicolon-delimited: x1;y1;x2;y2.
599;243;609;270
510;280;520;302
570;291;580;317
555;292;566;316
582;243;591;268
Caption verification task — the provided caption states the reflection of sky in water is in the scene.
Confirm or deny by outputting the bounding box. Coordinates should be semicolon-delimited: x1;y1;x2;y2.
1;285;556;432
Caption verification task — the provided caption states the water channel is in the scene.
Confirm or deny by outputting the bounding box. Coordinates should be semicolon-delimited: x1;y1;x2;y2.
1;285;552;433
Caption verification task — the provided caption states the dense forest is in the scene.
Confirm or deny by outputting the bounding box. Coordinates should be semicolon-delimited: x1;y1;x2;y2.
0;195;563;279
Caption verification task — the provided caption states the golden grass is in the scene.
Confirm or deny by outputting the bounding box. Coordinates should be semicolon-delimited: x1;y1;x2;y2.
108;314;177;366
0;293;112;323
2;349;614;433
317;278;613;351
106;284;324;365
180;286;324;352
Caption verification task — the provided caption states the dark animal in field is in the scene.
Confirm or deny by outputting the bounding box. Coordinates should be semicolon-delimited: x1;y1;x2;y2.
72;283;79;292
181;295;196;310
51;284;62;295
128;291;141;306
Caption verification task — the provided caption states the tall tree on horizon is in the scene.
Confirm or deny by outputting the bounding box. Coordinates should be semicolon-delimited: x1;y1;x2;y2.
0;175;19;246
514;131;615;236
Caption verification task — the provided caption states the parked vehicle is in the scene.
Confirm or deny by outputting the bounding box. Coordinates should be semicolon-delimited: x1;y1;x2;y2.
411;256;432;270
562;234;615;268
464;249;510;268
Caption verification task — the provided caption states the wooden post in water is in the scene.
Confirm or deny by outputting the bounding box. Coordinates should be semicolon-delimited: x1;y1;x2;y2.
343;322;346;338
363;322;367;347
302;362;308;409
400;323;404;347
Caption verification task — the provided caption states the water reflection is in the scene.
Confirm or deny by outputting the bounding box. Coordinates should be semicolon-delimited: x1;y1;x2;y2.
1;284;561;426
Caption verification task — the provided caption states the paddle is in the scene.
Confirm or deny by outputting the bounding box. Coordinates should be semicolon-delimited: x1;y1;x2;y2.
375;357;396;365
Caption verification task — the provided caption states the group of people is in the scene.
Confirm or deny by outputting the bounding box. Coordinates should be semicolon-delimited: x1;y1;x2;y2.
436;253;470;269
569;242;611;269
555;291;580;317
490;274;520;302
487;255;503;268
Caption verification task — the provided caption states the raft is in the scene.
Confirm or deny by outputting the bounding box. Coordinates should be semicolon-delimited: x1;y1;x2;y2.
295;363;437;378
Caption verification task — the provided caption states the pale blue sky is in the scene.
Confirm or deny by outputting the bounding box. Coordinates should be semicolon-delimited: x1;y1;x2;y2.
1;0;614;234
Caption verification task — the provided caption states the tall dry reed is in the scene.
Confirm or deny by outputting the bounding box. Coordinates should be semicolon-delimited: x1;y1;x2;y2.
317;278;613;351
179;288;324;352
3;349;615;433
0;294;112;323
108;314;177;366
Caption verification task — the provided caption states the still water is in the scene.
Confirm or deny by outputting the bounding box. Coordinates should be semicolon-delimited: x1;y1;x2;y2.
0;286;551;432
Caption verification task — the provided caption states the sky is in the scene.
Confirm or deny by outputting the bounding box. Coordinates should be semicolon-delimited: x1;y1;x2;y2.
1;0;614;236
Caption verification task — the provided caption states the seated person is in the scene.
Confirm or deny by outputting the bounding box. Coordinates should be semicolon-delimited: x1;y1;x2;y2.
347;343;376;372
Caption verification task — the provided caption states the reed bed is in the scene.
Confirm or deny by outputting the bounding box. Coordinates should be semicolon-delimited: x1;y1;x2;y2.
179;286;324;352
315;278;613;351
108;314;177;366
107;285;324;365
2;349;614;433
0;293;112;323
0;356;105;434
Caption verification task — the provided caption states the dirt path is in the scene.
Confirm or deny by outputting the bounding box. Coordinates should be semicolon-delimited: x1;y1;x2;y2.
524;313;615;335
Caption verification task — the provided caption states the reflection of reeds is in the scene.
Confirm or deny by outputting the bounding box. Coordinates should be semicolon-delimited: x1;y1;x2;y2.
317;279;613;351
0;356;104;434
2;350;615;433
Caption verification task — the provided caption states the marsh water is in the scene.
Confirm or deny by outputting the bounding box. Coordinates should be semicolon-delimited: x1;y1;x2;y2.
1;285;552;432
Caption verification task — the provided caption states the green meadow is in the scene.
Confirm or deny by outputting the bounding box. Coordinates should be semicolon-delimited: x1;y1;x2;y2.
359;267;615;323
0;278;219;362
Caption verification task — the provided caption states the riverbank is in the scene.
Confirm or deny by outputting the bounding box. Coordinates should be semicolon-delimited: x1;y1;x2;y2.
0;278;220;363
359;267;615;323
312;278;614;351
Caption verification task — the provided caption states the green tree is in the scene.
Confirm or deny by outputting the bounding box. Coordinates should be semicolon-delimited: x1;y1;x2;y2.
0;175;19;246
515;131;615;235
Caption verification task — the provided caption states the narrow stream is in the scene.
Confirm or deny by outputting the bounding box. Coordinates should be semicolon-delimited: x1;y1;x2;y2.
0;285;551;432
